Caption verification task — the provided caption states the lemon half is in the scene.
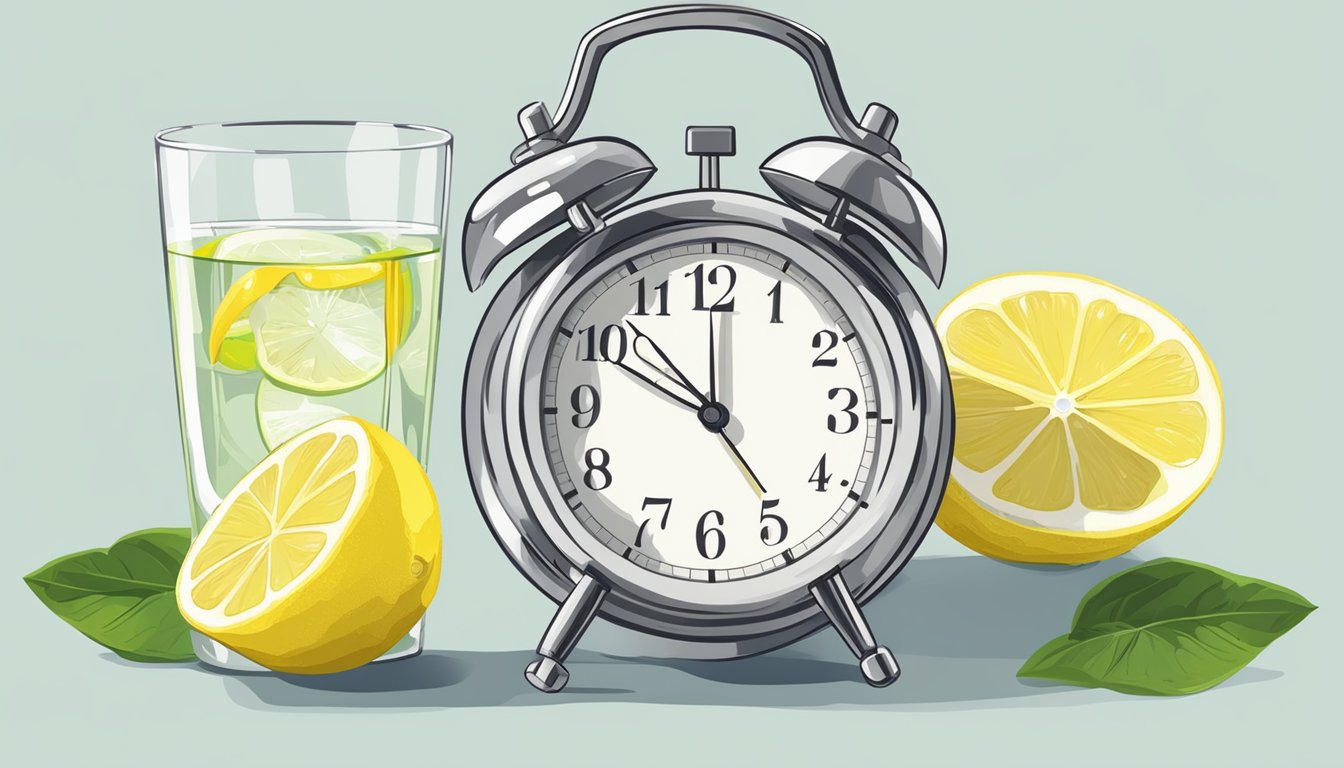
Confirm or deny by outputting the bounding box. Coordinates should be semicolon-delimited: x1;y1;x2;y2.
176;417;440;674
935;273;1223;564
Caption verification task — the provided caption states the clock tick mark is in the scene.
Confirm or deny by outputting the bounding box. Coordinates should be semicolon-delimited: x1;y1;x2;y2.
543;406;558;415
841;332;857;342
782;550;796;564
707;570;717;583
781;259;792;273
865;411;879;419
557;327;573;338
623;259;638;276
880;418;894;425
847;489;861;501
622;546;633;558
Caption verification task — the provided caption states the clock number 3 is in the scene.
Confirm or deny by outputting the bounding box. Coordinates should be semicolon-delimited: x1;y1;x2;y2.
828;387;860;434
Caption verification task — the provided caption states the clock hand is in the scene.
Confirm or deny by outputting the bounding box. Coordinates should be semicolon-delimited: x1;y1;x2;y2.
717;431;768;497
626;320;708;404
610;357;700;411
708;310;717;403
626;319;767;496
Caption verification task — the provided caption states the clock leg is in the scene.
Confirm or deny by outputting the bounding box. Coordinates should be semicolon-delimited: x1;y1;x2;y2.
810;573;900;687
524;573;609;693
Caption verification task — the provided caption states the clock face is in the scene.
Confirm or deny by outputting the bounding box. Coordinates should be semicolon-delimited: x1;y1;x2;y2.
540;240;886;583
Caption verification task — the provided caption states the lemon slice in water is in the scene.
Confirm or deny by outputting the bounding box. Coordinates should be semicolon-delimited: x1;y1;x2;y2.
250;281;388;394
935;272;1223;564
255;378;381;451
209;227;366;264
203;229;414;373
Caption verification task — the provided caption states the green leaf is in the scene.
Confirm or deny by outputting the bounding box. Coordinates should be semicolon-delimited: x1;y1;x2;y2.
1018;558;1316;695
24;528;196;663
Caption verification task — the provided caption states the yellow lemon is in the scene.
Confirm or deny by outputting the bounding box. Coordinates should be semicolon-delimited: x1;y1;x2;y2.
176;417;440;674
935;273;1223;565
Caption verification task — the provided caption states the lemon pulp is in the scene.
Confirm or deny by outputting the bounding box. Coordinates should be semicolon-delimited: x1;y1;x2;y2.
176;417;440;673
935;273;1223;564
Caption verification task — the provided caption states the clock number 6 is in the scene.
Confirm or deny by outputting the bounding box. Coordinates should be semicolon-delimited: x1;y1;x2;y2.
827;387;860;434
634;496;672;548
759;499;788;546
696;510;726;560
583;448;612;491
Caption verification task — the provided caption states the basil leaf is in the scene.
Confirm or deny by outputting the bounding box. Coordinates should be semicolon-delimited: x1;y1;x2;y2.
1018;558;1315;695
24;528;196;663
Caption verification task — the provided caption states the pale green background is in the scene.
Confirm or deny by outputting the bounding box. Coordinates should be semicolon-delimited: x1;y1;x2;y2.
2;0;1339;765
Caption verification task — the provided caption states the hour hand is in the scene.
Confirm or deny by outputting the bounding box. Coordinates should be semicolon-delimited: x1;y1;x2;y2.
610;357;700;411
626;320;707;405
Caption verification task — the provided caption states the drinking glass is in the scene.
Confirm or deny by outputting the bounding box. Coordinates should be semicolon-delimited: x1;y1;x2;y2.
155;121;451;670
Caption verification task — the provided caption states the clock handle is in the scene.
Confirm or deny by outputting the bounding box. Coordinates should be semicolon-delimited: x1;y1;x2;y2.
510;4;869;162
811;573;901;687
524;573;609;693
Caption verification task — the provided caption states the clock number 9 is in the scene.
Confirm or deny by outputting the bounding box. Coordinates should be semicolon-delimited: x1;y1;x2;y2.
570;385;601;428
696;510;726;560
828;387;860;434
583;447;612;491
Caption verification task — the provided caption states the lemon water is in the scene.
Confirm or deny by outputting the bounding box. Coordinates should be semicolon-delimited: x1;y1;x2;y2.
166;223;443;534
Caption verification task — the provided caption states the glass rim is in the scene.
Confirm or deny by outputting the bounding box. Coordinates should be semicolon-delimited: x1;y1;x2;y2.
155;120;453;155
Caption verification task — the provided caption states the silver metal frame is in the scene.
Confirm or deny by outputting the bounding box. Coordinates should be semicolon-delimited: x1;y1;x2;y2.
462;4;953;692
462;191;952;661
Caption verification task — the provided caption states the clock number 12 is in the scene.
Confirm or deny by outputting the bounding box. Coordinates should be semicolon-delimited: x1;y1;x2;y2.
687;264;736;311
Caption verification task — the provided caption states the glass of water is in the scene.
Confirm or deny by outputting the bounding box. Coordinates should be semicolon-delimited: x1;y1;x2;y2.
155;121;450;670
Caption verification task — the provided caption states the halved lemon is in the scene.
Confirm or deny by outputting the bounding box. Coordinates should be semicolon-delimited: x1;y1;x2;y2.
176;417;440;674
935;273;1223;564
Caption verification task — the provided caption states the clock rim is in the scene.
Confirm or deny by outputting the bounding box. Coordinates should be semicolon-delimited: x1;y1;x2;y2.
463;191;952;658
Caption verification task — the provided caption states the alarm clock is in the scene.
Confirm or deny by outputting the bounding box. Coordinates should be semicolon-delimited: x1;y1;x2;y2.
461;4;951;692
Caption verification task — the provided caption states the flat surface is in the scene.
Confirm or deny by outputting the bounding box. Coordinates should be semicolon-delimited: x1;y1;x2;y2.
2;0;1339;765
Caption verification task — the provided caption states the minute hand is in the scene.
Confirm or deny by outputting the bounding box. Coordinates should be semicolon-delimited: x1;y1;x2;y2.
626;320;708;405
610;357;700;411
